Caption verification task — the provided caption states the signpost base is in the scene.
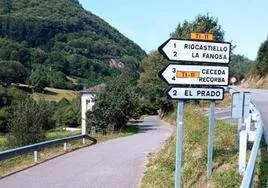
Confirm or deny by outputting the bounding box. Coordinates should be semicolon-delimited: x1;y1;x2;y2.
207;101;215;177
175;100;184;188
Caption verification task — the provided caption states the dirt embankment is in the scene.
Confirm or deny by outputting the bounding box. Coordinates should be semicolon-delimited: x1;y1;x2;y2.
241;75;268;89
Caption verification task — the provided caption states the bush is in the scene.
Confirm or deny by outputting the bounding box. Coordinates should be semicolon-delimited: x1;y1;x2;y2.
53;97;81;128
7;97;55;147
87;73;138;133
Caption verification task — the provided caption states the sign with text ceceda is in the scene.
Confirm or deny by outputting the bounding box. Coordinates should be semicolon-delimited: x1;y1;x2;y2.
159;64;229;86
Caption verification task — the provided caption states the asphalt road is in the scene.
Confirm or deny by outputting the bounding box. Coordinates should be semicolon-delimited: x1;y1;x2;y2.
236;88;268;132
0;116;172;188
205;108;237;124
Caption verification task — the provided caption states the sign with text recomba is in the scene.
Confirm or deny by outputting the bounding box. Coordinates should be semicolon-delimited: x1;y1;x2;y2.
158;39;231;64
159;64;229;86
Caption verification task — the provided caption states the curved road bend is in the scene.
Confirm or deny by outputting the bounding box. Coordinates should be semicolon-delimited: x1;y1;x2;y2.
234;88;268;130
0;116;172;188
245;89;268;133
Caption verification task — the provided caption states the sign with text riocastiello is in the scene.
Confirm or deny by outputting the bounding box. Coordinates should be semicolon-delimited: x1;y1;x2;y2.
158;38;231;64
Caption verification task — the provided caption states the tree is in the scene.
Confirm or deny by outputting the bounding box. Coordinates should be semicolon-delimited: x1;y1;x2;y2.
53;97;81;127
230;54;252;81
7;97;48;147
138;51;172;117
251;37;268;76
87;74;138;133
138;14;226;117
171;14;225;42
0;86;27;132
27;67;47;92
0;61;27;86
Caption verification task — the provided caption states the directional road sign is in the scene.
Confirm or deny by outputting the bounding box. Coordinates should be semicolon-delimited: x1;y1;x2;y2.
158;38;231;64
159;64;229;86
166;87;224;100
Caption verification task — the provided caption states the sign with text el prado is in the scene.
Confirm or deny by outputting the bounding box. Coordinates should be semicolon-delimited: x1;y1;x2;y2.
158;38;231;64
166;87;224;100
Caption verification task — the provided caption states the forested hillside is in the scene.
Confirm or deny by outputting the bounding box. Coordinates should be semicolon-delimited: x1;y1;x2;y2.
0;0;146;89
251;37;268;77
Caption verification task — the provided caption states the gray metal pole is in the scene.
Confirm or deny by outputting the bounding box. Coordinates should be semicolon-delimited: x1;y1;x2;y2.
175;100;184;188
207;100;215;177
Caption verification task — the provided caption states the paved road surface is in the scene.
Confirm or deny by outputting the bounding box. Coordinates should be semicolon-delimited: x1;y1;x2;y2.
229;87;268;142
205;108;237;124
0;116;172;188
238;88;268;132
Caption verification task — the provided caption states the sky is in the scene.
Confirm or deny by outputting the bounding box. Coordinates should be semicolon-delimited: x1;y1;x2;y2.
79;0;268;60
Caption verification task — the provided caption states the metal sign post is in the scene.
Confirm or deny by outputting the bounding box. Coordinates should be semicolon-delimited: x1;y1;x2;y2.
158;35;231;187
207;100;215;177
175;101;184;188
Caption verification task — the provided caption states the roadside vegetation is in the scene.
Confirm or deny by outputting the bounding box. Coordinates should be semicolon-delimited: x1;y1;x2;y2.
142;106;241;188
141;105;268;187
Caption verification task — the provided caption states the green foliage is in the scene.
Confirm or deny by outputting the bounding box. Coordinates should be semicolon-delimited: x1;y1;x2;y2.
0;60;27;85
7;97;57;146
0;85;26;132
138;14;225;116
27;67;47;92
138;51;173;116
251;37;268;76
141;109;241;188
0;0;146;89
229;54;252;81
7;97;46;147
87;74;138;132
214;170;241;188
53;97;81;128
171;14;225;42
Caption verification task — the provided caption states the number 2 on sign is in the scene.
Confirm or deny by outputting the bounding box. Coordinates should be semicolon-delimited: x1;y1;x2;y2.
173;90;177;96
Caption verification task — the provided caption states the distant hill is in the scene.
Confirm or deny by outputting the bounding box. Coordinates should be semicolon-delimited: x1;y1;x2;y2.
0;0;146;89
229;54;253;82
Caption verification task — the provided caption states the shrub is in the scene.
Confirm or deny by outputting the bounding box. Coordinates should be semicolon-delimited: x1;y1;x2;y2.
7;97;55;147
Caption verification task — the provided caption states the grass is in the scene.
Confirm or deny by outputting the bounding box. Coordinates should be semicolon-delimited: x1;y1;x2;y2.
0;123;139;177
45;129;81;140
242;75;268;89
255;142;268;187
91;123;139;143
142;103;268;187
32;87;77;102
0;133;8;151
141;106;242;188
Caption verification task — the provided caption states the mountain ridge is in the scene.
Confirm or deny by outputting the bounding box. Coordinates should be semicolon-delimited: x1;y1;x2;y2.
0;0;146;89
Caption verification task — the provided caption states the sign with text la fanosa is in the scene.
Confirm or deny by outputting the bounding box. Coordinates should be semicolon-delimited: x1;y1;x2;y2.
158;35;231;188
159;38;231;64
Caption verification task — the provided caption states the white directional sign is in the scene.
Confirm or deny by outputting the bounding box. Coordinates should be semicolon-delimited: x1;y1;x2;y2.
158;38;231;64
159;64;229;86
166;87;224;100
